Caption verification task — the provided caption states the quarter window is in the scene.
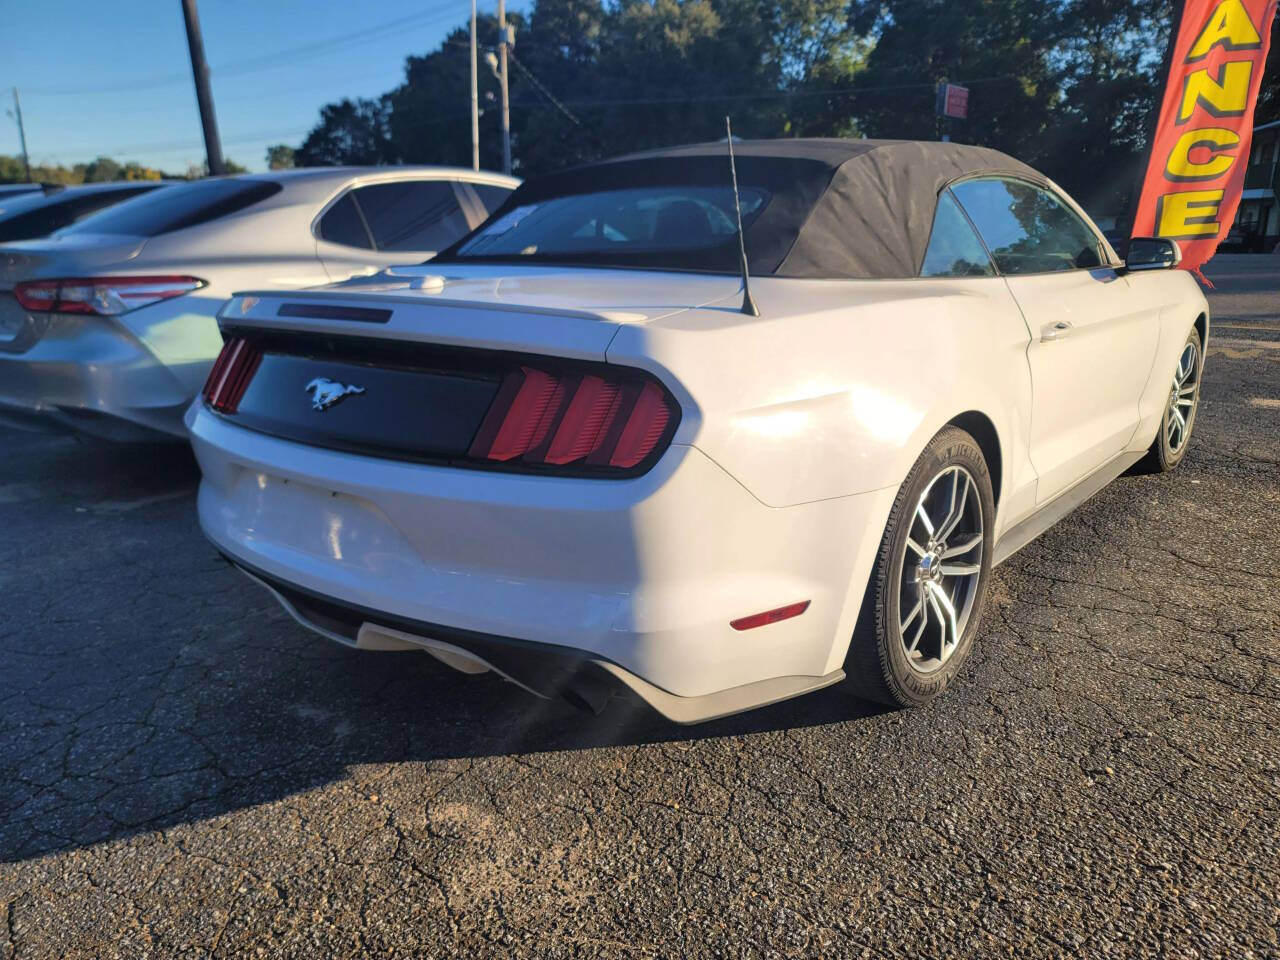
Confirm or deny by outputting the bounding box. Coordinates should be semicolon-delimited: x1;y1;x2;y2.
473;183;514;214
318;193;372;249
351;181;470;252
951;178;1104;275
920;190;995;277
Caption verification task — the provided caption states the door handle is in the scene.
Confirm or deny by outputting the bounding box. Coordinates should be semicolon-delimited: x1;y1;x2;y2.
1040;320;1073;342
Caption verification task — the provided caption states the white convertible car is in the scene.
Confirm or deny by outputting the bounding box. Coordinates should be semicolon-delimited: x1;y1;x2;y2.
189;139;1208;722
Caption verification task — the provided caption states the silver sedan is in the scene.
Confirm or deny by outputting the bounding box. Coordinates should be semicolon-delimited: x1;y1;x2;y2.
0;166;517;440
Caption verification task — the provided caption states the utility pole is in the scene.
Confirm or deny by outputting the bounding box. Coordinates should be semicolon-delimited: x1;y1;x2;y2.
497;0;511;175
180;0;225;176
10;88;31;183
470;0;479;171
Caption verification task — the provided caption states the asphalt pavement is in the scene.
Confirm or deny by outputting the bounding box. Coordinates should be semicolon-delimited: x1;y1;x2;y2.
1;255;1277;958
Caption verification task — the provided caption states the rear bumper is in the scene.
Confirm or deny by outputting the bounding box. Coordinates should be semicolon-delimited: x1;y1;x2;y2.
0;311;201;440
189;402;896;721
228;556;845;723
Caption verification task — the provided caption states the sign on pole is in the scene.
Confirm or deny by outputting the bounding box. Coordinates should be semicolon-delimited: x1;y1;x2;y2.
935;83;970;120
1131;0;1279;274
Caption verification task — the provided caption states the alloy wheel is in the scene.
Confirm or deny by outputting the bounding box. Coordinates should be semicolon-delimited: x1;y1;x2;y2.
897;465;985;674
1167;340;1200;454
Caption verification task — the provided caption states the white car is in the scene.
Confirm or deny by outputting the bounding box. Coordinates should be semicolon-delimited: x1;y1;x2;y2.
0;166;517;440
188;139;1208;723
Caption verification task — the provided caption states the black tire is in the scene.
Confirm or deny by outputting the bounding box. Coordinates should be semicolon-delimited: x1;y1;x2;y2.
1130;327;1203;475
846;426;996;708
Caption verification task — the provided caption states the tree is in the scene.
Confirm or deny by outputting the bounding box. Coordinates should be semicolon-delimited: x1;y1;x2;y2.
845;0;1061;155
297;0;872;177
1048;0;1175;219
0;154;184;183
82;156;123;182
1256;16;1279;124
385;17;512;172
266;144;296;170
296;97;396;166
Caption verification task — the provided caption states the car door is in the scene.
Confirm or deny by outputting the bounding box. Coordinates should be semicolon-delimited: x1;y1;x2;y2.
951;177;1160;504
315;179;488;281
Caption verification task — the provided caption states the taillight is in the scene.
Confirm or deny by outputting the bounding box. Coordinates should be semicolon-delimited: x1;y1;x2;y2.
469;364;678;472
14;276;205;316
202;337;262;413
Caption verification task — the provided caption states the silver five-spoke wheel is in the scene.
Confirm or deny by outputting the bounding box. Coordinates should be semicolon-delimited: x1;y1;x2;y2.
1167;339;1199;454
898;465;984;673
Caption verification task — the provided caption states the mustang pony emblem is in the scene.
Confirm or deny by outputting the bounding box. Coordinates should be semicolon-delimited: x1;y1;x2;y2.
305;377;365;411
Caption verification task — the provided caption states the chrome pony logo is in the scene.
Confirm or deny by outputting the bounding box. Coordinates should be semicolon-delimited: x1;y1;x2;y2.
305;377;365;411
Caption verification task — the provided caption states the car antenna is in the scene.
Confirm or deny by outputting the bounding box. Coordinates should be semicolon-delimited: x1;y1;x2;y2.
724;116;760;317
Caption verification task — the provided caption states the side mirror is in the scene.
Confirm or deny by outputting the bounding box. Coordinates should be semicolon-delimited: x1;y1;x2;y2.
1125;237;1182;272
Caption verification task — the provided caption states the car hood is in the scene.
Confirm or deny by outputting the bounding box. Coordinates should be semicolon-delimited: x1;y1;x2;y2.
0;233;147;290
323;263;743;324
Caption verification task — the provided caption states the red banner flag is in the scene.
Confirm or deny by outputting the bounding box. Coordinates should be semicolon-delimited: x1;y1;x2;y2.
1132;0;1279;275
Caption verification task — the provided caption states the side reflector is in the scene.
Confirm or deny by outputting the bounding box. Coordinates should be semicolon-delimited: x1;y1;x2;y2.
730;600;811;631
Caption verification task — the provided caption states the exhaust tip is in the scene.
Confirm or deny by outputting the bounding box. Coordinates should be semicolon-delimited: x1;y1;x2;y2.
562;671;613;716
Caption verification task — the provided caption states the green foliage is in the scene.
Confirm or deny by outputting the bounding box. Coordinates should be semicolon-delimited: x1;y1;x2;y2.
0;154;177;184
266;144;296;170
1256;16;1279;125
289;0;1272;216
845;0;1060;152
296;97;397;166
296;0;864;177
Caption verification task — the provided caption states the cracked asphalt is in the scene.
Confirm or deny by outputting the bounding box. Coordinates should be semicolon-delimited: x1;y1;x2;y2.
2;255;1278;958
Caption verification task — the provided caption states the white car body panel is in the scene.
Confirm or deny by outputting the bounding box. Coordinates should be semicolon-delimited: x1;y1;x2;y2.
189;254;1207;721
1008;267;1161;502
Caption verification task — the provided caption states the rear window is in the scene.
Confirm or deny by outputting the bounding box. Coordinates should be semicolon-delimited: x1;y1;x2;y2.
447;186;770;267
61;179;281;237
0;185;162;242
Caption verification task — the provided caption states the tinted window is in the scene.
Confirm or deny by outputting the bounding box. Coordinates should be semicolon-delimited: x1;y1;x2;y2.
0;185;161;242
62;179;282;237
921;190;995;277
473;183;513;214
951;178;1103;274
318;192;372;249
451;186;770;261
353;181;470;252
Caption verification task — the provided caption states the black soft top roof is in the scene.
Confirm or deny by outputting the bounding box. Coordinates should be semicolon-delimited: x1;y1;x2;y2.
463;138;1044;280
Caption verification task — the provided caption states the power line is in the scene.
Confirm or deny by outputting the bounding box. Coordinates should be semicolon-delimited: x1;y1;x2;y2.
15;4;465;97
507;51;582;127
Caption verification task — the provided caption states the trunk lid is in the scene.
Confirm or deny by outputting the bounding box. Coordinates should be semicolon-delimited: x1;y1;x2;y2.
0;233;148;290
222;264;738;360
208;265;716;471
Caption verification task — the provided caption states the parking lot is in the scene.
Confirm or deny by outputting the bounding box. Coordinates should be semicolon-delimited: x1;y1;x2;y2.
1;255;1277;958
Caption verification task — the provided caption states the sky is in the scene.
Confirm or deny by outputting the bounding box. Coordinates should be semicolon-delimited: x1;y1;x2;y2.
0;0;528;174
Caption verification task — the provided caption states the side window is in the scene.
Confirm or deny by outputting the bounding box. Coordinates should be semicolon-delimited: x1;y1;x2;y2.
921;190;995;277
351;181;471;252
318;193;372;249
951;178;1103;275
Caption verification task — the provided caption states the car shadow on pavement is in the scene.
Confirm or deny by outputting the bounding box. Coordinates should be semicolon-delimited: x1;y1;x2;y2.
0;428;889;864
1;630;890;864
